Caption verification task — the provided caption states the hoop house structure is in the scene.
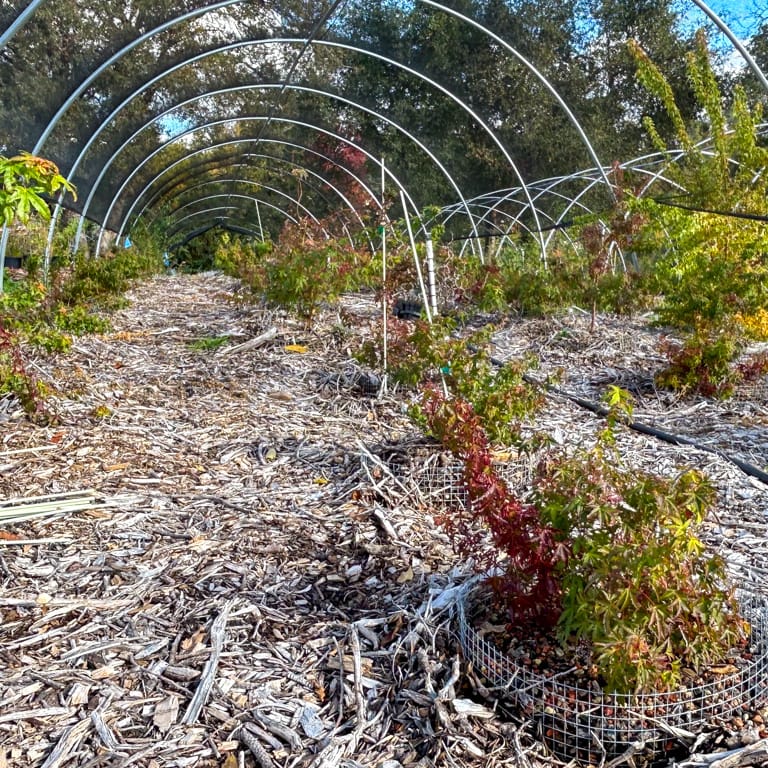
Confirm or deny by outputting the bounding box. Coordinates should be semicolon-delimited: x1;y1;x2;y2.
3;3;768;767
1;0;763;270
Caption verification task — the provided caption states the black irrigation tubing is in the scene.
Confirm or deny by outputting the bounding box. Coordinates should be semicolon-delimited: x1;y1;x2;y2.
476;347;768;487
653;197;768;222
537;379;768;486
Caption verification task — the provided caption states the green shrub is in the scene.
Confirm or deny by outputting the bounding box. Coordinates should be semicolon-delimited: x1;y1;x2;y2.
630;35;768;395
263;221;371;320
0;324;51;421
534;389;746;692
0;152;75;226
424;379;747;694
214;236;271;288
360;317;544;446
655;330;740;398
58;249;162;306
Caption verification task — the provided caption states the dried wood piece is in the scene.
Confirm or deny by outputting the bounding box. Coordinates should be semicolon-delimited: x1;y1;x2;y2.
0;707;74;724
251;711;302;751
153;694;180;732
181;600;233;725
91;709;120;751
679;740;768;768
236;725;276;768
40;717;91;768
219;327;278;356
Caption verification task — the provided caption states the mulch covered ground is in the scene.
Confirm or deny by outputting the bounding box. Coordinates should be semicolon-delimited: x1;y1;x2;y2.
1;272;767;768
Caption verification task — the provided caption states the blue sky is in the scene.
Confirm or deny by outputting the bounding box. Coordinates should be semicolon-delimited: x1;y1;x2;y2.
681;0;763;39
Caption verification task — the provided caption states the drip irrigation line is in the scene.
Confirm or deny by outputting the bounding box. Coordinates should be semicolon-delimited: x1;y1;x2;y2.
474;345;768;486
534;378;768;486
443;191;768;245
653;198;768;222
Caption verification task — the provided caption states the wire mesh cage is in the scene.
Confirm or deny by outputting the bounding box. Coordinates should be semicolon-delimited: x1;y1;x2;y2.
389;447;540;513
456;583;768;766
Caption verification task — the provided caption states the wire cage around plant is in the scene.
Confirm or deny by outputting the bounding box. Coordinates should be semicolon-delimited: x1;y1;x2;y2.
455;582;768;766
401;452;538;514
360;439;541;517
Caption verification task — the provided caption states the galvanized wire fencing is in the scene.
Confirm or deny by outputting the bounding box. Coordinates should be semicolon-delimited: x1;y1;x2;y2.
456;585;768;765
363;443;768;765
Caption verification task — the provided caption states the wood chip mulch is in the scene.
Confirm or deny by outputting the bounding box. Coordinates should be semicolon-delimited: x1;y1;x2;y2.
1;272;768;768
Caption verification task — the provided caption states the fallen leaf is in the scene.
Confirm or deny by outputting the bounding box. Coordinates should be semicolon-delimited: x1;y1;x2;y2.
0;531;21;541
181;628;207;652
284;344;308;353
709;664;739;675
396;567;414;584
153;694;179;732
313;477;329;485
103;462;130;472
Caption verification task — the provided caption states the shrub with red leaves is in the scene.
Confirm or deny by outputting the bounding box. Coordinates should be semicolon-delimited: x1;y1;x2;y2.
421;388;566;627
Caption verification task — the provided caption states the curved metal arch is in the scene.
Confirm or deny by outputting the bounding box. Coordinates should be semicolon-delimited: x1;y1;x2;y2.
172;205;251;228
167;212;278;249
30;0;246;154
109;136;407;255
99;116;424;255
50;33;529;259
689;0;768;94
50;35;491;264
46;28;591;264
166;192;323;231
163;178;337;224
166;202;298;240
0;0;46;50
150;174;361;247
419;0;616;205
142;164;362;233
168;221;262;251
135;141;382;229
86;86;477;254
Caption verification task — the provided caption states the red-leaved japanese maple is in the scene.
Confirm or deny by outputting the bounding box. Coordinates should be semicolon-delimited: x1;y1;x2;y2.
421;388;567;627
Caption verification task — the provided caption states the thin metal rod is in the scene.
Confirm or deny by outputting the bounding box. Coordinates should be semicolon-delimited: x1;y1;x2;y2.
689;0;768;94
420;0;614;203
425;237;438;317
400;191;432;324
0;0;46;50
254;199;264;242
0;226;8;293
381;156;388;393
